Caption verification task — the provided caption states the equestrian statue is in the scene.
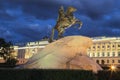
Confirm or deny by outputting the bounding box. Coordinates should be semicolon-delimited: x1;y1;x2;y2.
49;6;83;42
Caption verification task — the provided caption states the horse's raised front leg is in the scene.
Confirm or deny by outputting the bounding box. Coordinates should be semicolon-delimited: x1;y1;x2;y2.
75;20;83;29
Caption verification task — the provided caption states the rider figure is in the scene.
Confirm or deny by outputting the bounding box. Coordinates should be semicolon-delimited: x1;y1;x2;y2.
49;6;82;43
65;6;77;23
57;6;76;23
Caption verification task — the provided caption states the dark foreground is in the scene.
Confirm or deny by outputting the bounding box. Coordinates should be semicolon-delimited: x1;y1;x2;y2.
0;69;120;80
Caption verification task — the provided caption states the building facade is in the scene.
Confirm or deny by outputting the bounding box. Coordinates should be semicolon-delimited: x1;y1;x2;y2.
14;40;49;64
87;37;120;67
1;37;120;67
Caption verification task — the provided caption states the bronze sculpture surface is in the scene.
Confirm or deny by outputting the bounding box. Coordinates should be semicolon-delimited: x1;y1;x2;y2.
49;6;82;42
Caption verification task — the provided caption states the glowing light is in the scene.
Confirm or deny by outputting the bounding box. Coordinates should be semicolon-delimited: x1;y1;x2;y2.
110;65;116;71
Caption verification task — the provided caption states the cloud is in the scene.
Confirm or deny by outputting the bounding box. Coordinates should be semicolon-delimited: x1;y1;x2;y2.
0;0;120;43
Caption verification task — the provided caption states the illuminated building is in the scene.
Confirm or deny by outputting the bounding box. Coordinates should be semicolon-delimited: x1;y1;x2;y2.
14;40;49;64
87;37;120;67
20;37;120;67
0;46;19;63
0;40;49;64
1;37;120;67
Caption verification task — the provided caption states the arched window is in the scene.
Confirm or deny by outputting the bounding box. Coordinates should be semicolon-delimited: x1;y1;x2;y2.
101;60;105;64
112;45;115;47
112;60;114;63
118;60;120;63
102;46;105;48
98;46;100;48
118;45;120;47
107;60;109;63
107;45;110;48
96;60;99;64
93;46;95;49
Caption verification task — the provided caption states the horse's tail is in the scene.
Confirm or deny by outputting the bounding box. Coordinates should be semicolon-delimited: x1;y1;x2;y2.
49;27;55;43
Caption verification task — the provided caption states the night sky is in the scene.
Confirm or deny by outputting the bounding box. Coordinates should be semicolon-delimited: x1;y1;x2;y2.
0;0;120;43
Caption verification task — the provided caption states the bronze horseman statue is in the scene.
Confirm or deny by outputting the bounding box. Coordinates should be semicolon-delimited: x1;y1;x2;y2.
49;6;83;42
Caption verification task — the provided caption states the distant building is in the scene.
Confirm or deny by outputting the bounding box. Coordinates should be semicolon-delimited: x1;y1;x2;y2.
87;37;120;67
14;40;49;64
1;37;120;67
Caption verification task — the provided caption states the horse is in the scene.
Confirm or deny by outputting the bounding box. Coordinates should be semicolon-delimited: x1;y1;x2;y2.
49;6;82;42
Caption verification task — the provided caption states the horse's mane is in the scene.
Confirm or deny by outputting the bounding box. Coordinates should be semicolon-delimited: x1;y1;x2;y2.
66;6;77;15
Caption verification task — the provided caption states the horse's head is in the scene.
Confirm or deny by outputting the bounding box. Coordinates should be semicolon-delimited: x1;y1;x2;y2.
67;6;77;14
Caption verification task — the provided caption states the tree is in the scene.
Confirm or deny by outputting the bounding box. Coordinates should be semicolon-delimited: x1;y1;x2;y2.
0;38;18;65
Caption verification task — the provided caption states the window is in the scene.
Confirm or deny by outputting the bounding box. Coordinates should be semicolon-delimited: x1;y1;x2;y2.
112;52;115;57
98;46;100;48
96;60;99;64
107;60;109;63
118;45;120;47
102;52;104;57
101;60;105;64
97;53;100;57
112;60;114;63
118;52;120;56
112;45;115;47
102;46;105;48
107;52;110;57
118;60;120;63
107;45;110;48
92;53;95;57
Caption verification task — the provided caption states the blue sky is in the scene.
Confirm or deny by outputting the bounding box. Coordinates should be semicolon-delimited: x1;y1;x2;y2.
0;0;120;43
